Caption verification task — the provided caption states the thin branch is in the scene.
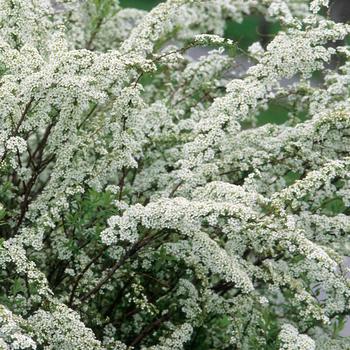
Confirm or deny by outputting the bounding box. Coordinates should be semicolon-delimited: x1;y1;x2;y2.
128;312;170;347
76;232;163;307
68;246;108;307
1;97;34;163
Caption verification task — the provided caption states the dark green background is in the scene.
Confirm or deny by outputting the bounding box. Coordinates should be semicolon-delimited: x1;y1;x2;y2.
120;0;163;10
120;0;279;49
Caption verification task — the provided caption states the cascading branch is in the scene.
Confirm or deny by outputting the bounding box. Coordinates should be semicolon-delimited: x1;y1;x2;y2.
0;0;349;348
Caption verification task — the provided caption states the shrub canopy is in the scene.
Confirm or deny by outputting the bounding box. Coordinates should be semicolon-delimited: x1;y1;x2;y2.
0;0;350;349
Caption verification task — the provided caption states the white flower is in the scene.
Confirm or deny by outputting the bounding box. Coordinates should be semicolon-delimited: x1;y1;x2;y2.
6;137;27;153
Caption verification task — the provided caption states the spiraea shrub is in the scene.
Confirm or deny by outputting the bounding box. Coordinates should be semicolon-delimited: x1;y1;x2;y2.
0;0;350;349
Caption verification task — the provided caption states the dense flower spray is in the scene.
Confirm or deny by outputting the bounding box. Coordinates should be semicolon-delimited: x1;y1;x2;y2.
0;0;349;349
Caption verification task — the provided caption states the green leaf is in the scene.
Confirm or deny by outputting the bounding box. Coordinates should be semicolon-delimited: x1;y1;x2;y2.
11;278;26;296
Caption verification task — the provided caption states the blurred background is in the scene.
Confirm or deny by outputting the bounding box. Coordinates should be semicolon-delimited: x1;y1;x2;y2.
120;0;350;46
120;0;279;50
120;0;350;125
120;0;289;126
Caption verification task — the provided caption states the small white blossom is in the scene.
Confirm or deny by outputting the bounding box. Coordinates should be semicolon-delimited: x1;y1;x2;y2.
278;324;315;350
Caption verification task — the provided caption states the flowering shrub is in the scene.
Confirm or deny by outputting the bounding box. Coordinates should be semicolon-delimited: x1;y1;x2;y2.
0;0;349;348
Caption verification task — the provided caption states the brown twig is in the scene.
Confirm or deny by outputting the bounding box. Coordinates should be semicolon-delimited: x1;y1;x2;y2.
76;232;163;307
128;312;170;347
